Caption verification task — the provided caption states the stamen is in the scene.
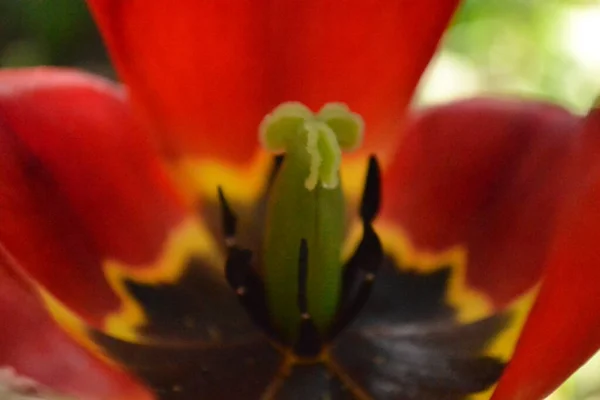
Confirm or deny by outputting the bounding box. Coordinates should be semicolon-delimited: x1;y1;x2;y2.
330;156;383;339
217;186;237;247
224;245;278;341
360;155;382;223
219;189;278;341
224;247;252;295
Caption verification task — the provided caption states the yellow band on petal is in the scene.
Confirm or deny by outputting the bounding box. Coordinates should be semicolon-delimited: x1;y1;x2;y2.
103;218;222;342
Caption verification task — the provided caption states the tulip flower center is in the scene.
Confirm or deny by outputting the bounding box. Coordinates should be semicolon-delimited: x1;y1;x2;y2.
219;102;382;358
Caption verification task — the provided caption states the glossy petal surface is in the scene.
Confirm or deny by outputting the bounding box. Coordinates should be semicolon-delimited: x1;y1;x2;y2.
379;98;579;307
87;0;459;165
0;68;188;326
0;250;151;400
492;105;600;400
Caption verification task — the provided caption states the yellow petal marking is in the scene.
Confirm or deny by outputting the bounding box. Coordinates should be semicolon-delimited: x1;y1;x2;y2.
376;221;491;322
38;288;119;367
36;217;231;379
468;288;539;400
168;150;272;207
340;158;370;206
102;218;222;342
349;221;539;399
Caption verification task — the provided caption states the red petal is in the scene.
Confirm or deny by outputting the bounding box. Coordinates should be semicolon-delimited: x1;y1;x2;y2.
87;0;458;165
0;250;151;399
379;98;580;307
491;105;600;400
0;68;189;325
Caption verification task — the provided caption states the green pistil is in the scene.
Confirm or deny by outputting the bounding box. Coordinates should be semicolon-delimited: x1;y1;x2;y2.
259;102;364;341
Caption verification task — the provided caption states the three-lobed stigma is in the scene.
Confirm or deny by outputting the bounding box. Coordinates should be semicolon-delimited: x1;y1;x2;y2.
259;102;364;190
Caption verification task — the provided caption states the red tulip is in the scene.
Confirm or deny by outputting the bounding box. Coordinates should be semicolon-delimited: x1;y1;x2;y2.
0;1;597;399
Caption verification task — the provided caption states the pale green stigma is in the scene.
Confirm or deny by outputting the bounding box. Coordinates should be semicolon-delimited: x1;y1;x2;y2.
259;102;364;190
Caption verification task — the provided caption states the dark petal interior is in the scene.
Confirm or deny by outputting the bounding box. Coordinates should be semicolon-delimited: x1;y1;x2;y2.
350;258;455;328
332;317;506;400
89;155;510;399
330;257;509;400
122;257;259;342
91;330;282;400
274;364;353;400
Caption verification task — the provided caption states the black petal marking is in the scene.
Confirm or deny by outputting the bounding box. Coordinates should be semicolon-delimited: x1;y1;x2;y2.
90;256;285;399
355;260;454;327
91;329;282;400
331;256;510;399
92;152;510;399
274;364;352;400
123;257;258;342
332;316;507;400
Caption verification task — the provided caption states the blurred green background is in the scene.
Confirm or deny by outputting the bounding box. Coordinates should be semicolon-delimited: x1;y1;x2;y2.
0;0;598;399
417;0;600;115
0;0;110;74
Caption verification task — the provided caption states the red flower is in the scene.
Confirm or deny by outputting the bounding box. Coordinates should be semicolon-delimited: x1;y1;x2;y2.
0;1;598;399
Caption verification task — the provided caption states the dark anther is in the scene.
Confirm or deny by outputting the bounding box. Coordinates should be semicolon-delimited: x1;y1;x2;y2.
360;155;381;224
217;186;237;245
219;187;277;340
224;246;275;339
293;239;323;357
330;156;383;339
224;247;253;293
331;224;382;338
